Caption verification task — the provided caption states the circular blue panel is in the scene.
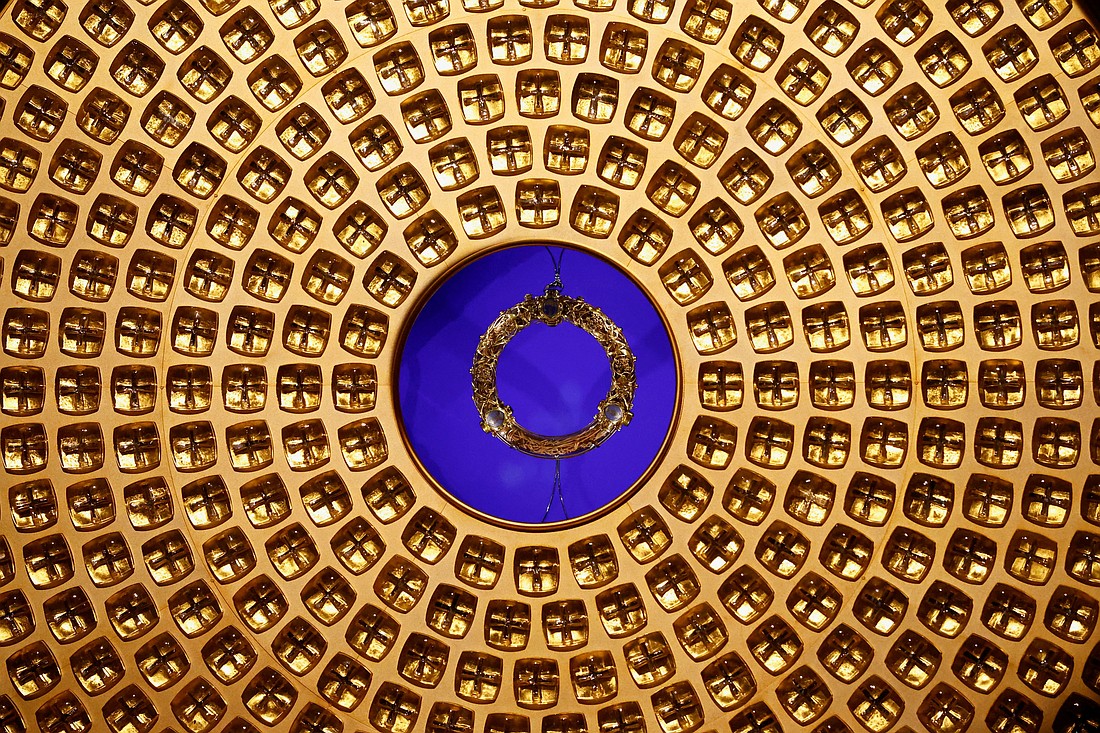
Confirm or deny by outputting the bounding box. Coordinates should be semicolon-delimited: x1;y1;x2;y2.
397;246;678;526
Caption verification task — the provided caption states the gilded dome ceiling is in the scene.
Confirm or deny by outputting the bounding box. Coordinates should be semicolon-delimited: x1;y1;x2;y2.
1;0;1100;730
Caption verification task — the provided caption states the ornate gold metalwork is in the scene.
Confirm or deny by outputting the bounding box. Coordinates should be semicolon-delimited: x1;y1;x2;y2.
471;284;636;457
3;0;1100;729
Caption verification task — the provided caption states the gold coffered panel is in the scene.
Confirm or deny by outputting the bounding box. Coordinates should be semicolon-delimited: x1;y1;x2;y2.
1;0;1100;730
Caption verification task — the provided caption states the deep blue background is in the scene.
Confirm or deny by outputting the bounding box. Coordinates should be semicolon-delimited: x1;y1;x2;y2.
398;246;677;524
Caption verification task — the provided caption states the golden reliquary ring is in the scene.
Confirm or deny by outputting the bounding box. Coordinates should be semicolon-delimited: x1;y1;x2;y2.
472;285;637;458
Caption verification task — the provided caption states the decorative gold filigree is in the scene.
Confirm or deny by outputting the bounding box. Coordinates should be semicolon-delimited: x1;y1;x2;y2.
472;285;636;458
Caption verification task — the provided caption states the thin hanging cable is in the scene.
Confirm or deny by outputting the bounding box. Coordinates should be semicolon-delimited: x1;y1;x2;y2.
541;247;568;523
544;246;564;290
542;458;567;522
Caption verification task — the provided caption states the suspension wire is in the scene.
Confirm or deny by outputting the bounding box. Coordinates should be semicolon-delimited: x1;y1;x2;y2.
542;458;568;522
540;248;568;522
544;246;564;290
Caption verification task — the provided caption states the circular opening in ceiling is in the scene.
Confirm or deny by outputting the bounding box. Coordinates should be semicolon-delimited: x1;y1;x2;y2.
397;244;679;527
